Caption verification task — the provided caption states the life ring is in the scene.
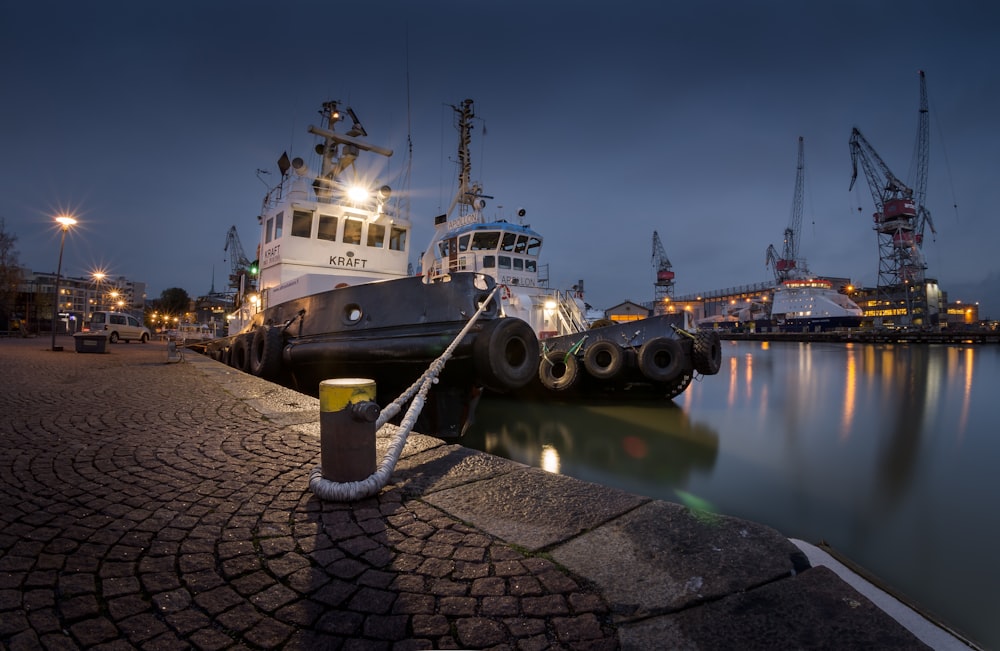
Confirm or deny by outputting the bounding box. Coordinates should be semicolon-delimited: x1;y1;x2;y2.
472;317;540;392
692;330;722;375
538;349;580;392
249;325;284;379
499;284;511;301
637;337;684;383
583;340;625;380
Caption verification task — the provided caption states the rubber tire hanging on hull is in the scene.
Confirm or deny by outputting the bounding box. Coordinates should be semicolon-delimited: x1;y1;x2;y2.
249;325;284;380
583;340;625;380
637;337;685;383
229;334;253;373
473;318;540;392
692;330;722;375
539;349;580;392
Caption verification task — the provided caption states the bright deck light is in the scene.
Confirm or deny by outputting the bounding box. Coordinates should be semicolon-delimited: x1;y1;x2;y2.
347;185;369;203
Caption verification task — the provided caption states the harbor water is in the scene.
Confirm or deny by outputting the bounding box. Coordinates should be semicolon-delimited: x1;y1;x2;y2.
463;339;999;649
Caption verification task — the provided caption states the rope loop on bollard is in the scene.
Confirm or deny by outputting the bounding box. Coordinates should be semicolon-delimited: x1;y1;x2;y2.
310;285;499;502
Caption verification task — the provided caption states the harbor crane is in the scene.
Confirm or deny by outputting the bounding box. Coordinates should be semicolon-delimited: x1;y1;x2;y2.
223;225;255;301
848;71;937;327
651;230;675;315
766;136;807;283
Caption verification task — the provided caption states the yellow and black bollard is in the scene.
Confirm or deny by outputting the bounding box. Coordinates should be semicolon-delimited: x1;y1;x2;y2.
319;378;380;482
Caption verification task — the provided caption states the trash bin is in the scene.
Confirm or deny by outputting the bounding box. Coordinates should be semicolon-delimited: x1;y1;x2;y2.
74;332;109;353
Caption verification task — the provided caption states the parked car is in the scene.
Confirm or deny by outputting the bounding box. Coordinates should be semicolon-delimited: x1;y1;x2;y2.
88;311;151;343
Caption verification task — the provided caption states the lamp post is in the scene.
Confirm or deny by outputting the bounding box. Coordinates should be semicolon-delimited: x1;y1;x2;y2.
50;215;77;351
92;270;106;312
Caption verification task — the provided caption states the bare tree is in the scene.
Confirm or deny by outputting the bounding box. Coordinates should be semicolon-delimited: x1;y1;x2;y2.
0;218;24;332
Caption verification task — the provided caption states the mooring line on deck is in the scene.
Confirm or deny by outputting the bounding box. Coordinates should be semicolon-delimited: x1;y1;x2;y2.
309;285;500;501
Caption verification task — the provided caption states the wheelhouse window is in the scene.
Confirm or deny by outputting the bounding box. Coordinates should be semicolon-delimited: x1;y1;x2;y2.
318;215;338;241
458;234;471;252
515;235;529;253
513;258;524;270
483;255;496;268
274;212;284;239
526;259;537;272
291;210;313;238
265;217;274;243
526;237;541;256
499;256;511;269
367;223;385;248
471;231;499;251
343;218;363;244
500;232;517;252
389;226;406;251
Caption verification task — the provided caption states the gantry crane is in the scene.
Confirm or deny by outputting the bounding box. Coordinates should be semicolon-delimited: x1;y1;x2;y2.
223;225;255;302
766;137;807;283
652;231;675;314
848;71;937;327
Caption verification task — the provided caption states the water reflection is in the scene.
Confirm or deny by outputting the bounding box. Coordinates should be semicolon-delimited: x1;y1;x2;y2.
464;398;720;492
465;341;997;648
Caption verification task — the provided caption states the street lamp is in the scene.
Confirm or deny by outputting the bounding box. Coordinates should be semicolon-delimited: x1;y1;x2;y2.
50;214;77;351
92;270;107;312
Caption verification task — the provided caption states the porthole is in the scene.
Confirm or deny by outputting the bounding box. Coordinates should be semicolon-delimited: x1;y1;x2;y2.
344;303;363;325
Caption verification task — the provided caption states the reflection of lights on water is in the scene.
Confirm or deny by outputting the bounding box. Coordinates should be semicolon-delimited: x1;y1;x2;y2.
675;489;719;524
622;435;648;459
727;355;739;407
540;445;560;474
841;348;857;440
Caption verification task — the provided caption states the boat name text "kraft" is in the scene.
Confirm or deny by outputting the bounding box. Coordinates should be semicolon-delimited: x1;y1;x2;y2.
263;244;280;262
330;255;367;268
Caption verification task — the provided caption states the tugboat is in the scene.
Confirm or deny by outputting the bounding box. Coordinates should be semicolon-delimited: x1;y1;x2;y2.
196;100;539;437
420;100;721;400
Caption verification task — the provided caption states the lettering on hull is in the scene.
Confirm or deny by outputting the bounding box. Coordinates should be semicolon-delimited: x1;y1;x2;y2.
330;253;367;268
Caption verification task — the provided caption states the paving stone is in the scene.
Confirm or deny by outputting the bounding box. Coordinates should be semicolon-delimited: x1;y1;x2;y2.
0;341;938;651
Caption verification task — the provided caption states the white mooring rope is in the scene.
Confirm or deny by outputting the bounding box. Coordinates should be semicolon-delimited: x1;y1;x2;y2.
309;285;499;501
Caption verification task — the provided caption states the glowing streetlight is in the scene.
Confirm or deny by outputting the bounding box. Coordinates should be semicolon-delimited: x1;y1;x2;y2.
91;270;107;312
50;214;77;351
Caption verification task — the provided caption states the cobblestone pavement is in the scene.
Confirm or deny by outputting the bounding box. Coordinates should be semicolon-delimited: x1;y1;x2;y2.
0;338;617;650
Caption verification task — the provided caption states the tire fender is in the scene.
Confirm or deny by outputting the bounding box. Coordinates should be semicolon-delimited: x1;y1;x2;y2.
473;318;540;392
538;349;580;392
637;337;684;383
692;330;723;375
583;340;625;380
230;334;252;372
249;325;284;379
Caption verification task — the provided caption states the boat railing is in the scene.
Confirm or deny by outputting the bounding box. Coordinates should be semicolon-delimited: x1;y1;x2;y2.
551;289;589;335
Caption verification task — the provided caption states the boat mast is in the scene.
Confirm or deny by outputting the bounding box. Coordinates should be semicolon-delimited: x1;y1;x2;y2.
308;101;393;202
446;99;488;218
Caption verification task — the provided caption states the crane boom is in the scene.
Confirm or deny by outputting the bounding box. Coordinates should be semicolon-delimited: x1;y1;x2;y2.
224;225;252;291
766;137;806;282
651;230;675;311
848;72;938;328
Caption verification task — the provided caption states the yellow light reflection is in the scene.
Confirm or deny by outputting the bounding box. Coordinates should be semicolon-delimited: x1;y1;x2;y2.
841;347;857;440
727;355;739;407
540;444;561;474
958;347;974;439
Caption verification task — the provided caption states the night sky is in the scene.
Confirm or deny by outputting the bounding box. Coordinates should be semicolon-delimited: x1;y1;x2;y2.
3;1;998;316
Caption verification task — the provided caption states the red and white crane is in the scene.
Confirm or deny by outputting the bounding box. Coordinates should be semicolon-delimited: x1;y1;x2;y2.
766;136;807;283
848;71;936;326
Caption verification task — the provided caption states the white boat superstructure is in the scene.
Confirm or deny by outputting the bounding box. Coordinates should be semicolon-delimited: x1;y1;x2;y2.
229;100;410;332
770;278;864;328
420;99;588;340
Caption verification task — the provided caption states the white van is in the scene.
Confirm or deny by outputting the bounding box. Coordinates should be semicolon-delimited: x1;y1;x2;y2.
88;311;151;343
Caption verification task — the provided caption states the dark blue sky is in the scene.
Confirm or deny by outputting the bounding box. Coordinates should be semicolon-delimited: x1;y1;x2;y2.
3;1;998;315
